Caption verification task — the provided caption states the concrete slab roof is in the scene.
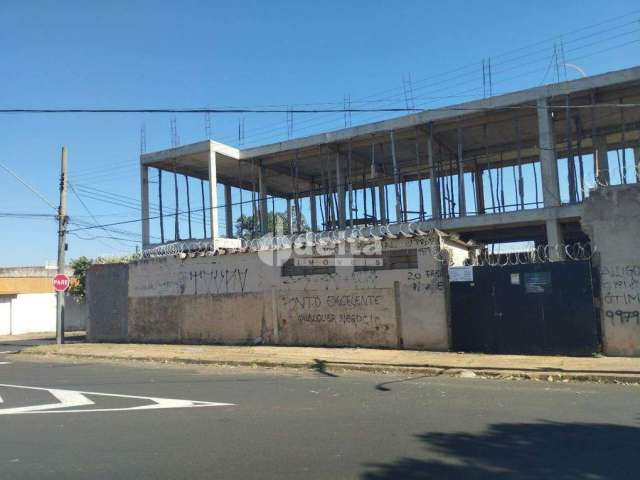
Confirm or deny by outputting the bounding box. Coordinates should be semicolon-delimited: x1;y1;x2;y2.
141;66;640;197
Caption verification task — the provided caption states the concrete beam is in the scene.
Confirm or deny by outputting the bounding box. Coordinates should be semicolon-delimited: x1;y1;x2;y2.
140;164;150;248
239;66;640;159
141;140;239;165
537;98;561;207
424;203;583;234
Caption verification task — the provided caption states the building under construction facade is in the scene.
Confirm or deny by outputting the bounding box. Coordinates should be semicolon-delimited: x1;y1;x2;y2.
85;66;640;358
140;66;640;253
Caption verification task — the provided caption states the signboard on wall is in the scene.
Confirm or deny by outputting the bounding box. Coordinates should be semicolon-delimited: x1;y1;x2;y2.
449;266;473;282
524;271;552;294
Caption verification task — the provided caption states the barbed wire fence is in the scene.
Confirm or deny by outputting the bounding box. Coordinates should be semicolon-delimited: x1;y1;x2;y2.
121;221;595;269
471;242;595;267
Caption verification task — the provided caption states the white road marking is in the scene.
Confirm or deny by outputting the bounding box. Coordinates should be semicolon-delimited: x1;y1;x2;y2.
0;362;11;365
0;351;15;354
0;389;94;415
0;384;234;415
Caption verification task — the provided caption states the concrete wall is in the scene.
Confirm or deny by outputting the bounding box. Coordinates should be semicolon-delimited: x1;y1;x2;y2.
87;263;129;341
582;185;640;356
64;296;88;331
9;293;56;334
88;234;455;350
0;266;72;295
0;277;54;295
277;288;397;347
0;296;11;335
0;292;86;335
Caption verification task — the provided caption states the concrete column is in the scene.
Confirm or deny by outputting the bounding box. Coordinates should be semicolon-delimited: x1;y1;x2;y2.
258;163;268;235
377;181;387;225
224;184;233;238
390;131;403;223
310;194;318;232
336;152;346;229
207;149;219;245
427;124;441;219
140;164;150;247
594;136;610;186
474;161;485;215
457;126;467;216
286;198;293;234
536;98;561;207
545;219;565;261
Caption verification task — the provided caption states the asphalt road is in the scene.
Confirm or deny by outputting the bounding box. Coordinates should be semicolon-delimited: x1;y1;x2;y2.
0;345;639;479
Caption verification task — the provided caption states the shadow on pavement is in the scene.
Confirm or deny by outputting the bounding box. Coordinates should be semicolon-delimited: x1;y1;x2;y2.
375;375;433;391
312;359;339;377
361;421;640;479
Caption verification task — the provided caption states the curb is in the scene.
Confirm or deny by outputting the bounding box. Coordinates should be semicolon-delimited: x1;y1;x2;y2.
17;349;640;385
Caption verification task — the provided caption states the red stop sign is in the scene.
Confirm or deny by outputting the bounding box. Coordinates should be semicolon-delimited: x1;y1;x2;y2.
53;274;70;292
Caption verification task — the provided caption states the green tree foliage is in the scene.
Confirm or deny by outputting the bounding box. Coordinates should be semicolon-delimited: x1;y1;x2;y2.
235;211;308;239
69;256;93;299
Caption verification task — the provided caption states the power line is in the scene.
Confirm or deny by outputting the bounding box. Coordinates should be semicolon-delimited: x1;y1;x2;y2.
69;182;136;249
0;107;428;114
210;20;640;146
0;212;56;218
1;102;638;116
0;161;58;211
69;231;140;245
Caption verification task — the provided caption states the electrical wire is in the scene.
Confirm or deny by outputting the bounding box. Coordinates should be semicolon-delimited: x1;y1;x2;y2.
0;161;58;211
44;15;640;191
69;182;137;249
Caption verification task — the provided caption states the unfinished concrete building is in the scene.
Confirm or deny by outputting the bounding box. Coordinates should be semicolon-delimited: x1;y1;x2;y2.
140;66;640;253
86;66;640;357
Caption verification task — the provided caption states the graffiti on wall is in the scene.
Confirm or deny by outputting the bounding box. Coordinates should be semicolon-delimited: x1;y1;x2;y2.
190;268;249;295
131;265;250;297
407;269;445;294
602;264;640;325
278;289;395;331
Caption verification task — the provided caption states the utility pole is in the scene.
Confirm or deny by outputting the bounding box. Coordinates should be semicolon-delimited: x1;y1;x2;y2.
56;146;68;345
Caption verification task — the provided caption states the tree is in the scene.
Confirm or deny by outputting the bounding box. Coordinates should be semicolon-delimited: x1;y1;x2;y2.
235;211;309;239
69;256;93;299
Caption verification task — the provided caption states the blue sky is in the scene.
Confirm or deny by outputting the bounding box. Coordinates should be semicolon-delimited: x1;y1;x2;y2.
1;0;639;266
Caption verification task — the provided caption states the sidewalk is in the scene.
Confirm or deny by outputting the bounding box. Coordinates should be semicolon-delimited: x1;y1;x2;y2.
17;343;640;384
0;331;85;347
